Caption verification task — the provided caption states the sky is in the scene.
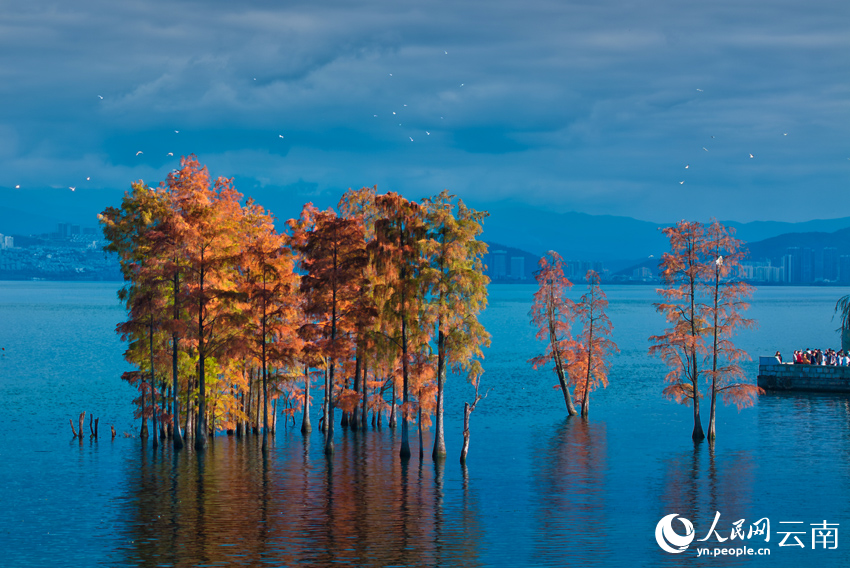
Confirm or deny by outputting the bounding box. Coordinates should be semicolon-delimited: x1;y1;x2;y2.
1;0;848;229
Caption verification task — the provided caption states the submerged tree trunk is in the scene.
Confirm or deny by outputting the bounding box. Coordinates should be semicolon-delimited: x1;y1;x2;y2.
433;329;447;460
171;271;184;450
361;360;369;432
460;402;472;464
400;298;411;460
301;366;312;434
389;379;397;430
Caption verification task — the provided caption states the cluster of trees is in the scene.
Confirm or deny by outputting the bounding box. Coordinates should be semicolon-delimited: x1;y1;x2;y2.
528;253;618;419
528;221;761;442
100;155;490;461
649;220;762;442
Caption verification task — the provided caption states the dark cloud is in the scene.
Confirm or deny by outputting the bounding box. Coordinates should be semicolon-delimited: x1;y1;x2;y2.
1;0;848;224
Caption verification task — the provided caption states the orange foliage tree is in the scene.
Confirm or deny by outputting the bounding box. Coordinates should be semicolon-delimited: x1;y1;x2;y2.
295;205;368;456
650;221;709;441
650;220;761;442
569;270;618;418
238;201;302;452
529;251;578;416
702;221;761;441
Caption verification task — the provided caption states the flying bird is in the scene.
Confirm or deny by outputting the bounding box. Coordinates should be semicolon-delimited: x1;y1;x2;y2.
409;137;414;142
97;95;103;100
696;88;703;92
703;147;708;152
749;153;754;158
86;177;90;181
174;130;179;134
136;151;143;155
679;181;684;185
167;152;173;156
15;185;20;189
278;134;284;139
69;186;75;191
685;164;689;169
716;256;723;266
445;51;448;54
426;131;430;135
784;133;788;136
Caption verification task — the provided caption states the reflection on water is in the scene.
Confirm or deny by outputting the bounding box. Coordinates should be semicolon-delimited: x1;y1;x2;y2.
533;419;611;566
113;431;484;567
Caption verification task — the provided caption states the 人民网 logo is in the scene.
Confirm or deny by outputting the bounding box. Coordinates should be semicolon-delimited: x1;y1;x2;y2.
656;513;696;554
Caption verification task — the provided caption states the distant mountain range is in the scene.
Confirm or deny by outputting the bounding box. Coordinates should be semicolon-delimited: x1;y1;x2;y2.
480;204;850;263
6;200;850;270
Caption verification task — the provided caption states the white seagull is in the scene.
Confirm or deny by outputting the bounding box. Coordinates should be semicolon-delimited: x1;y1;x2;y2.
426;131;430;135
679;181;684;185
167;152;174;157
15;185;20;189
703;147;708;152
69;186;75;192
98;95;103;100
279;134;284;139
409;137;413;141
749;153;754;158
716;256;723;266
685;164;689;169
86;177;90;181
136;151;143;156
175;130;179;134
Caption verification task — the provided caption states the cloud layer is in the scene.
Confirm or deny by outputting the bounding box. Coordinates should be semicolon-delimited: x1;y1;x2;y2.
1;0;848;223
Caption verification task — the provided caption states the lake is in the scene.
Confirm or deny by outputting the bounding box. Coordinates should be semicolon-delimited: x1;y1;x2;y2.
1;282;849;567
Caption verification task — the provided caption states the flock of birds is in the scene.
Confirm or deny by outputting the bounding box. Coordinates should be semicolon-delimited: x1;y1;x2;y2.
10;60;828;195
676;89;791;187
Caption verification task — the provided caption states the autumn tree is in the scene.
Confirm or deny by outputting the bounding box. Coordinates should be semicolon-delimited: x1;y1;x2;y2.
101;181;171;440
650;221;709;441
702;221;761;441
373;192;428;459
171;156;245;450
569;270;618;418
238;201;301;452
422;190;490;461
529;251;578;416
295;205;368;456
338;186;380;431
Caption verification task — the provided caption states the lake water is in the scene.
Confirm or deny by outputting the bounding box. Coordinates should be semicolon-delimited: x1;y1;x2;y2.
1;282;850;567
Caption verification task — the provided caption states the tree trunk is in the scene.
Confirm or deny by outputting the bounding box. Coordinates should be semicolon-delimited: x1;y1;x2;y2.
301;366;312;434
460;402;471;464
352;350;361;430
361;360;368;432
433;329;447;460
389;379;397;430
418;394;424;460
261;308;269;453
195;281;208;450
707;269;720;442
400;299;411;460
325;362;336;455
172;271;184;450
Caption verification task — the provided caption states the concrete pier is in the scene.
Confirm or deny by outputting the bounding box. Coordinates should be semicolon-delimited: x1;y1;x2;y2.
757;356;850;392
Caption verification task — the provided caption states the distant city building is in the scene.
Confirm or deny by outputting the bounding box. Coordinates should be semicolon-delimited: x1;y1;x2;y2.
0;232;4;250
822;247;838;281
510;256;525;280
491;250;507;279
633;266;653;279
783;247;814;284
4;236;13;249
840;256;850;284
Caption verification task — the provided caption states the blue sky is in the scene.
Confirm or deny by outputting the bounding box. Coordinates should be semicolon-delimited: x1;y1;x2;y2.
1;0;848;226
